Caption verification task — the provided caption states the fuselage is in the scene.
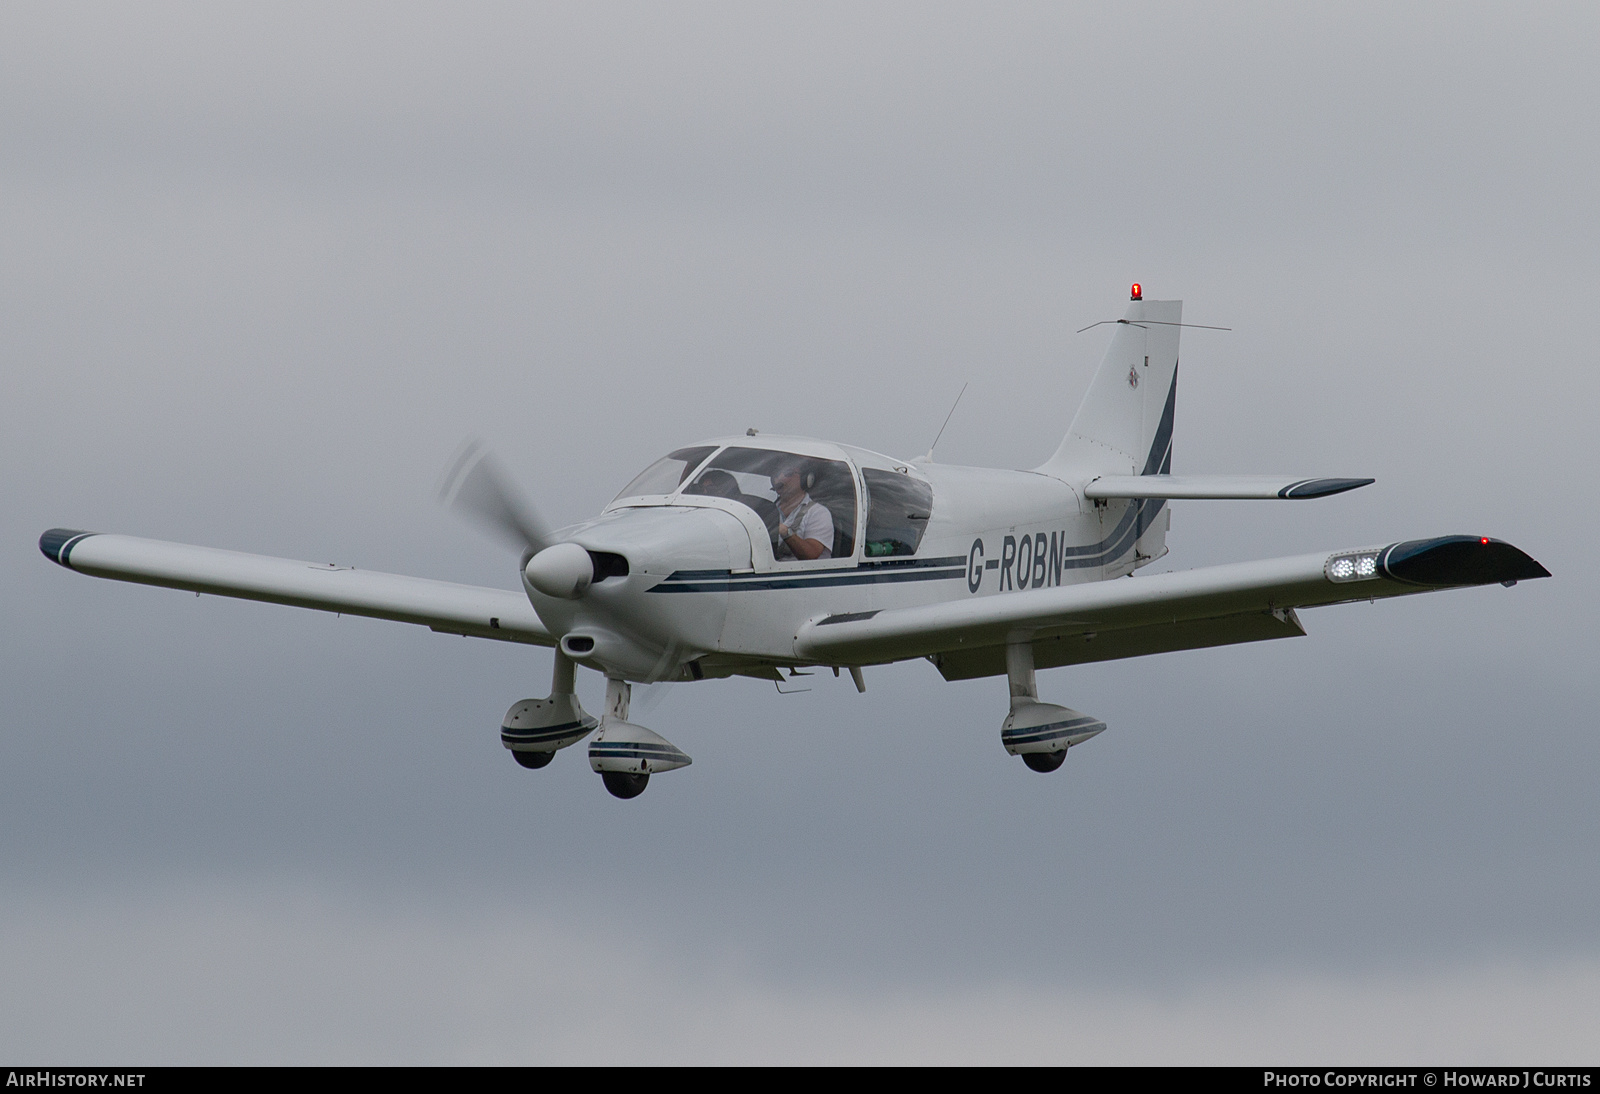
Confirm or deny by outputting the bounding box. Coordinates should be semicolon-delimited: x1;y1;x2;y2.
525;434;1167;682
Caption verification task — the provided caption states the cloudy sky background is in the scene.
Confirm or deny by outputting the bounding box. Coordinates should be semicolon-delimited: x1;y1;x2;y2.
3;2;1596;1063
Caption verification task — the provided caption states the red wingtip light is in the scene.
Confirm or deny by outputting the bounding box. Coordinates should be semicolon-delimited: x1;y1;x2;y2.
1481;536;1490;545
1130;283;1143;301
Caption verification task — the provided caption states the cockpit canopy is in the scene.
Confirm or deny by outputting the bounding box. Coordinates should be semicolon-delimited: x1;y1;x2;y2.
613;442;934;560
685;447;855;560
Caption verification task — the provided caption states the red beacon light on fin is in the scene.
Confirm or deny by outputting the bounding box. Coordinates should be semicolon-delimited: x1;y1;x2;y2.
1130;283;1142;301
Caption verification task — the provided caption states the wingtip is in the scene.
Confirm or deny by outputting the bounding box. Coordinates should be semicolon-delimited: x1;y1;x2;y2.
39;528;97;566
1381;535;1550;587
1278;478;1376;499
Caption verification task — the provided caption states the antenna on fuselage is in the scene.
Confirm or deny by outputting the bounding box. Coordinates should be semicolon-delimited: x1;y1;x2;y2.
921;382;968;463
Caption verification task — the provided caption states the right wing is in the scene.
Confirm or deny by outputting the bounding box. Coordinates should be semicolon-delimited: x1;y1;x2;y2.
40;529;553;646
795;535;1548;678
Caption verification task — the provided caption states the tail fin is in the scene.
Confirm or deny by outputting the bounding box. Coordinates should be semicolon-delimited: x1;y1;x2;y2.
1039;295;1181;572
1041;296;1182;480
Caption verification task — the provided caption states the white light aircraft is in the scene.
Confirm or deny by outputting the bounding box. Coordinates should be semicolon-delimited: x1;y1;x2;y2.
41;287;1549;798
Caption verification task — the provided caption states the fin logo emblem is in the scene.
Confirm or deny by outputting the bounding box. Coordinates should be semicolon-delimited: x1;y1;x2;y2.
1127;366;1139;389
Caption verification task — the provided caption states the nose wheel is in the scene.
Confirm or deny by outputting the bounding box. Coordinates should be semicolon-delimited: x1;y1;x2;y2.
588;679;691;799
601;771;650;799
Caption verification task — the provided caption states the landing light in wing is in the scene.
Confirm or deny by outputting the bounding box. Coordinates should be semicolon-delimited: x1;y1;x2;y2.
1326;550;1381;582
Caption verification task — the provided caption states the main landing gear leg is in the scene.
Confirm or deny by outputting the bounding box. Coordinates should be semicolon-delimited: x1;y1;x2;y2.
999;639;1106;771
502;649;598;768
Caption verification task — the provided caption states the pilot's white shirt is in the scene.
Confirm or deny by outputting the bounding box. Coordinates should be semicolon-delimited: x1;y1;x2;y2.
777;495;834;560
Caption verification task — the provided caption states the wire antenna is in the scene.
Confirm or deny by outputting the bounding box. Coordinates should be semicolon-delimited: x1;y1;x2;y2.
924;382;969;462
1075;319;1233;334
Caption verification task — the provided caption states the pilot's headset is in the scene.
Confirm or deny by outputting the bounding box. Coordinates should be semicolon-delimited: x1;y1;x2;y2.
778;459;816;492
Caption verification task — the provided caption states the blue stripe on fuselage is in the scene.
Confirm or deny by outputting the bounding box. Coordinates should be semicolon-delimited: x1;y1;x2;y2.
650;556;968;593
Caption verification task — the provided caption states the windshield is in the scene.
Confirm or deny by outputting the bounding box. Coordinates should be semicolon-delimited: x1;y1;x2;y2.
612;446;717;501
684;446;857;561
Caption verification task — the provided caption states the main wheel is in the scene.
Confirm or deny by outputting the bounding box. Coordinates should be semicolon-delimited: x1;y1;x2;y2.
1021;749;1066;773
602;770;650;799
511;749;555;769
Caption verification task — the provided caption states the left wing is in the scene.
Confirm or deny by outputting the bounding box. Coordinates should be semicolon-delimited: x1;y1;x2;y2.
39;529;553;646
795;535;1547;676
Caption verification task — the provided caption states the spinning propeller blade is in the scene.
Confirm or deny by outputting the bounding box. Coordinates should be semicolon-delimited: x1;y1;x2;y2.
439;440;550;555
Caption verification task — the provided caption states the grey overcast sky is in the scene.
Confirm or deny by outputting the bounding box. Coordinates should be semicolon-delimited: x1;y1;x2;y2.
3;2;1596;1063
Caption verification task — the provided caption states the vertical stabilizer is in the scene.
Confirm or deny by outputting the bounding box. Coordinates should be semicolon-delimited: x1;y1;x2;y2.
1040;295;1181;572
1041;297;1182;479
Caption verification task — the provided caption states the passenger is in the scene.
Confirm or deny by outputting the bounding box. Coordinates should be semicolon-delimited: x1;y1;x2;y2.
689;469;782;545
687;469;741;500
770;460;834;561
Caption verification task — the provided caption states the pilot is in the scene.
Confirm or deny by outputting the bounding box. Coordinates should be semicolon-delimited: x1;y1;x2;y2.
770;459;833;561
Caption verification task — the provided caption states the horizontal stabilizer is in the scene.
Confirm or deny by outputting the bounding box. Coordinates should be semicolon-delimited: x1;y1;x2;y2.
1083;475;1374;500
39;529;553;647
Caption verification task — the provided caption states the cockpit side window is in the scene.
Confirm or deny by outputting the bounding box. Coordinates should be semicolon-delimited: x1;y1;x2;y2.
685;447;858;561
861;468;933;557
613;446;718;502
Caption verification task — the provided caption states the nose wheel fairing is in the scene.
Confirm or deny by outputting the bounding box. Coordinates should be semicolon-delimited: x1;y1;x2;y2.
588;726;692;776
585;677;692;798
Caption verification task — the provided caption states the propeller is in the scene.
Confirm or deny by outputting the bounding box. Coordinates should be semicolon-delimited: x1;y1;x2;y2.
439;440;594;599
439;439;550;556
